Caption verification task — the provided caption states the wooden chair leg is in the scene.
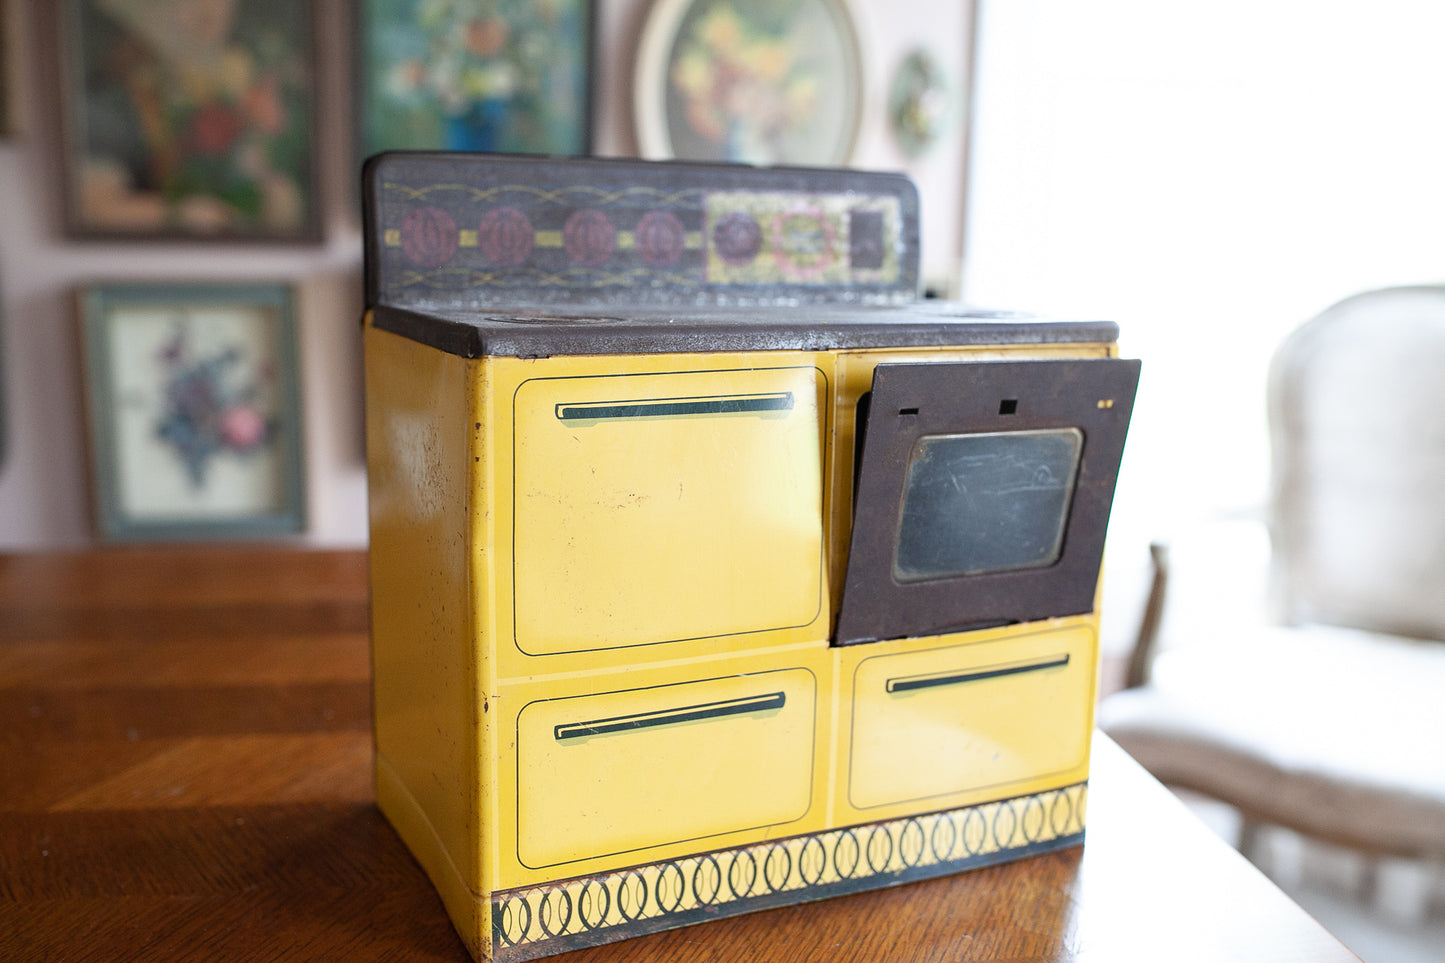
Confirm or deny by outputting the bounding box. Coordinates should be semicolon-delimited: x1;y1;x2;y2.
1367;856;1435;924
1237;817;1263;863
1123;541;1170;690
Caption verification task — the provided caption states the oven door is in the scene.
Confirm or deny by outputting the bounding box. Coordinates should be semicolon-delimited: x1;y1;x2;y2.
514;668;817;869
512;365;825;656
835;358;1140;645
847;625;1093;810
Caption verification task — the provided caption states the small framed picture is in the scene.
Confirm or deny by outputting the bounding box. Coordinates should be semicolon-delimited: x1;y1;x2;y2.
357;0;593;160
79;283;306;542
634;0;862;166
55;0;320;241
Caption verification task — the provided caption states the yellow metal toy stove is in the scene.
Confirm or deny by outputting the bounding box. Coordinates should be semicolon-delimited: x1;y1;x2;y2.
361;153;1139;961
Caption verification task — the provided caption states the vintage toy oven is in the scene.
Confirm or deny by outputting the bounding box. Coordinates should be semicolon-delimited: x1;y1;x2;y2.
361;154;1139;961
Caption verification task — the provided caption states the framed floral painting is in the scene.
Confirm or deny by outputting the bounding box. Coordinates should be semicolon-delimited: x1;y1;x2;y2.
358;0;592;159
57;0;319;240
80;283;306;541
634;0;861;166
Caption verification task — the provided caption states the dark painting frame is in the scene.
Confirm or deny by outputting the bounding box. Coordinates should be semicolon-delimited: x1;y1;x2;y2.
834;358;1141;645
55;0;321;242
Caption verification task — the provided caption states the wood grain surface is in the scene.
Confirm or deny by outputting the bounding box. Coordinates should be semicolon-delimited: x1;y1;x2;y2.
0;547;1360;962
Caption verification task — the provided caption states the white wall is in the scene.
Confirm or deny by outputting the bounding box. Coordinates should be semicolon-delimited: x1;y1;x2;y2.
964;0;1445;649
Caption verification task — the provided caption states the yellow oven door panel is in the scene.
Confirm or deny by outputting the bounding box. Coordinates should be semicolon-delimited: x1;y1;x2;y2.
511;365;824;656
846;625;1094;812
514;668;818;871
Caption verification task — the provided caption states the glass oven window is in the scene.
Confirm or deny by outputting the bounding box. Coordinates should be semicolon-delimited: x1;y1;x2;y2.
893;428;1082;582
834;358;1139;645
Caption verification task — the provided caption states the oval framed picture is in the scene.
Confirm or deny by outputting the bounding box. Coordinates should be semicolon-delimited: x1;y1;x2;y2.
634;0;863;166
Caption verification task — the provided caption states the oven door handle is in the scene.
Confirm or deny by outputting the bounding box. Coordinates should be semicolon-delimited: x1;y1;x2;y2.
885;654;1070;694
554;691;787;740
555;392;793;421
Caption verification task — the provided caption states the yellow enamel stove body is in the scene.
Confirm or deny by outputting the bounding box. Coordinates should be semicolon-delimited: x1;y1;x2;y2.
362;154;1139;961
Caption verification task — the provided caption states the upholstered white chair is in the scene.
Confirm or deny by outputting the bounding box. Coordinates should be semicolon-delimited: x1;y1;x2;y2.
1099;286;1445;911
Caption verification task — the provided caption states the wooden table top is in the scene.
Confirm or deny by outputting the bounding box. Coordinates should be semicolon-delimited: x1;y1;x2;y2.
0;546;1360;962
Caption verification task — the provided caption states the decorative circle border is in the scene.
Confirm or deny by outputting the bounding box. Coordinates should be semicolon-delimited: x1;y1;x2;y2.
492;782;1087;954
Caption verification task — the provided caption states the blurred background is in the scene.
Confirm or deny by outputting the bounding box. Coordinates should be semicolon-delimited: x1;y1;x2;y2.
2;1;1444;958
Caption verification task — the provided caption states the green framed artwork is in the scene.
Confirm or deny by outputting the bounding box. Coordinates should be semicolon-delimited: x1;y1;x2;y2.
80;283;306;542
358;0;593;159
57;0;319;240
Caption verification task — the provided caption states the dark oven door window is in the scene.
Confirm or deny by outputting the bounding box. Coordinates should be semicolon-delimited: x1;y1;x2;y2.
834;358;1140;645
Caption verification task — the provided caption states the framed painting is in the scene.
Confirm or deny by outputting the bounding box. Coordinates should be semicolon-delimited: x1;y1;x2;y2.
80;283;306;542
634;0;862;166
56;0;319;241
358;0;592;160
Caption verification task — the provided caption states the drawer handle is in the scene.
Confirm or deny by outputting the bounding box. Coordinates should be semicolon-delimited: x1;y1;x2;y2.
885;654;1070;694
555;392;794;421
555;691;787;740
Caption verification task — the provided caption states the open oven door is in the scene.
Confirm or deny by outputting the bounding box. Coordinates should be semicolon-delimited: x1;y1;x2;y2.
834;358;1141;646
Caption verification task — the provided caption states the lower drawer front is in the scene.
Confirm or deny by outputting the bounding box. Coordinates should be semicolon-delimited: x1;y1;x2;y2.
516;669;816;870
848;627;1092;810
